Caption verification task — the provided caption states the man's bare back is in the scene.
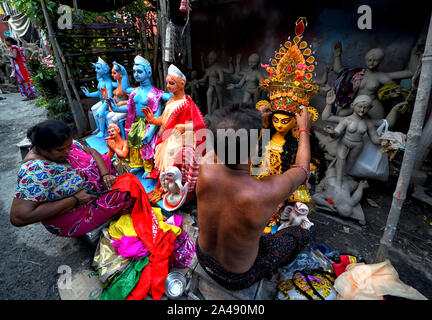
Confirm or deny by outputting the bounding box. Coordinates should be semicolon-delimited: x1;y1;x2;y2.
196;151;276;273
196;105;313;276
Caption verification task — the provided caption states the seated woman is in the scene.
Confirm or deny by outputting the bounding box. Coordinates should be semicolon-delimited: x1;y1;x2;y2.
10;120;135;237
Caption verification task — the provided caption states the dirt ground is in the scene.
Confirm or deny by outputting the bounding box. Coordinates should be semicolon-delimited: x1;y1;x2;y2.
0;92;431;300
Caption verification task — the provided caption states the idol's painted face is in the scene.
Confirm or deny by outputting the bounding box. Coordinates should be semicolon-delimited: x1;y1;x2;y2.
166;75;178;92
107;125;119;138
94;63;106;74
133;65;149;82
111;68;121;80
272;113;296;135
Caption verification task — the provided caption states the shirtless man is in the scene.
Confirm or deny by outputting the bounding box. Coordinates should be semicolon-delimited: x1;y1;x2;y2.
196;104;312;290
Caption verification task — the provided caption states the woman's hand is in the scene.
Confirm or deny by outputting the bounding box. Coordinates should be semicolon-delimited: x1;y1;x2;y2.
73;189;98;205
101;174;116;189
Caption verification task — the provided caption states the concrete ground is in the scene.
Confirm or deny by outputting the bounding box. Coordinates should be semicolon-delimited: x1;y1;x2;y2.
0;93;94;300
0;92;431;300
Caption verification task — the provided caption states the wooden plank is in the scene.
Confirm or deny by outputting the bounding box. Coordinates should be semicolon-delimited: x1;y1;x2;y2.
64;49;135;57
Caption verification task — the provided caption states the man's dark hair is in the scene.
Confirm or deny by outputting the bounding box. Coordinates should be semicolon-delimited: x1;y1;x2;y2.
5;37;18;45
27;120;72;151
207;103;262;168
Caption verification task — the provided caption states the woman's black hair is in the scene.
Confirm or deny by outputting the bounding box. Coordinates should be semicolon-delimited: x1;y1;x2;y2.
27;120;72;151
5;37;18;45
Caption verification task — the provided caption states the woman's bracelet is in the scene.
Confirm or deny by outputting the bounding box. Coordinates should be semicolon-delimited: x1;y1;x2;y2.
71;194;80;208
101;173;110;179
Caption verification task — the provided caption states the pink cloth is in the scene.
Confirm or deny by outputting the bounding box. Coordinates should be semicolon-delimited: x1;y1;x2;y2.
111;236;149;260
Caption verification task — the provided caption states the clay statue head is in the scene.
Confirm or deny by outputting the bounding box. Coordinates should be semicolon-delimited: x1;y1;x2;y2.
248;53;260;69
207;51;218;65
133;55;152;83
162;166;183;191
272;111;296;136
166;64;186;94
294;202;309;216
365;48;384;70
92;57;110;75
351;95;372;117
107;123;121;139
190;70;198;79
111;65;122;81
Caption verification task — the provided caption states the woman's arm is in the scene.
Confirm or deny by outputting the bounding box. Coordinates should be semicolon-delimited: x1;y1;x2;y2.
10;190;97;227
81;145;116;188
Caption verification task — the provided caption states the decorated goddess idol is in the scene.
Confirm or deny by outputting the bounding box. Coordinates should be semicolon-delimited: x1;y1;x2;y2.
81;57;114;137
108;56;172;176
253;17;326;233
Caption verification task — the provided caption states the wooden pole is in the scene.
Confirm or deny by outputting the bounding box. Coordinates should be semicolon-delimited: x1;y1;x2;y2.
40;0;85;135
375;12;432;263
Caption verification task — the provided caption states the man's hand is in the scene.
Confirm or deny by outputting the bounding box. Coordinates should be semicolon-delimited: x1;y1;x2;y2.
257;103;272;128
296;106;312;132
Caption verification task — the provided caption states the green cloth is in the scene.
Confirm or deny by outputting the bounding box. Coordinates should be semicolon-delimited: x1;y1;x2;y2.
127;117;148;149
99;256;149;300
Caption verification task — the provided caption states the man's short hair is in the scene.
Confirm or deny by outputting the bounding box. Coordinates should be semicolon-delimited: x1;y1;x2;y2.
207;104;262;168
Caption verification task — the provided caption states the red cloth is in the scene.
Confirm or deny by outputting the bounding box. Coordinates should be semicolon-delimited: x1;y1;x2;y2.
112;173;176;300
155;95;207;147
127;230;176;300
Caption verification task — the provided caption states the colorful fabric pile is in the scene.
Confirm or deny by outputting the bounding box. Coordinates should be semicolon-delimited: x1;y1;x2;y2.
92;173;196;300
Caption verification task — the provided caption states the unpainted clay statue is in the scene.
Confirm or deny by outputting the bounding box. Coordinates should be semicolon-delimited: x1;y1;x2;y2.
312;166;369;225
322;89;404;188
227;53;264;107
199;50;234;115
105;123;131;176
331;41;422;119
278;202;314;230
185;70;200;106
160;166;189;211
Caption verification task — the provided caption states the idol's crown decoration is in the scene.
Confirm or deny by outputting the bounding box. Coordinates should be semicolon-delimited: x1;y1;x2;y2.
260;17;319;115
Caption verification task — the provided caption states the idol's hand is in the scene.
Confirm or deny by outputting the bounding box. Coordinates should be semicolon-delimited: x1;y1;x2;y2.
326;89;336;106
81;86;90;97
107;97;119;112
142;107;155;124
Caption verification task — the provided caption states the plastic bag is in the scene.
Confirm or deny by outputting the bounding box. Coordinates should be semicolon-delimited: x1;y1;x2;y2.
348;121;389;181
277;269;337;300
92;228;132;284
380;131;406;150
173;232;196;268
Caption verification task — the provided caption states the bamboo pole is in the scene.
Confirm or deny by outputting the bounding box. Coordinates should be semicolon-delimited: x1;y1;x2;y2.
375;11;432;263
40;0;85;135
